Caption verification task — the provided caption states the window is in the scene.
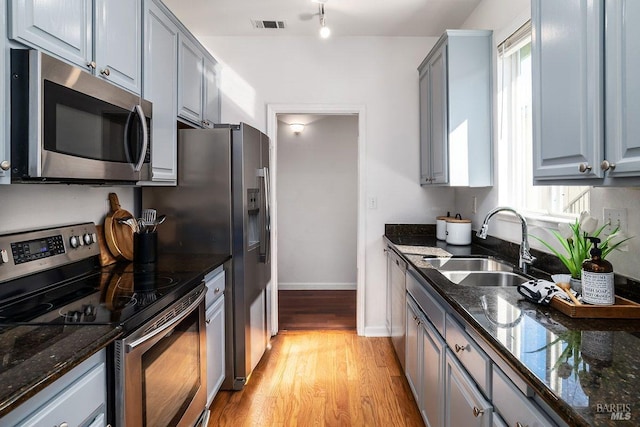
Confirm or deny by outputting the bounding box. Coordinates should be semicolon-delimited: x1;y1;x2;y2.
497;22;590;217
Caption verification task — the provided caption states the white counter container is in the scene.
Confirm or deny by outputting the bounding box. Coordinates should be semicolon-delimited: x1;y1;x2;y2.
445;218;472;245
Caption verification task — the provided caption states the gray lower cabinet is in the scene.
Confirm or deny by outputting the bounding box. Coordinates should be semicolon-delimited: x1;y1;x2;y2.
418;30;493;187
9;0;141;94
420;308;444;427
532;0;640;184
492;366;554;427
1;4;9;185
388;248;407;370
142;0;179;184
205;268;226;406
445;349;493;427
405;297;421;399
0;350;107;427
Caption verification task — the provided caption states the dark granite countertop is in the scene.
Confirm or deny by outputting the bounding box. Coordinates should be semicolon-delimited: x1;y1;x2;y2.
385;226;640;427
0;252;229;418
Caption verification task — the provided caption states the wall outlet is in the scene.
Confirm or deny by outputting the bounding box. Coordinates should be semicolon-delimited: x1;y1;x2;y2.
603;208;627;234
472;196;477;214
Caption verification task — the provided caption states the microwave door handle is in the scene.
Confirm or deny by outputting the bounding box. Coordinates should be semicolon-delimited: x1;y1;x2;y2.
123;108;135;164
133;104;149;172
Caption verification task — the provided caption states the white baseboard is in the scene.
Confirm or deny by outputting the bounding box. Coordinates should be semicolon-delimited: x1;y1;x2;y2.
364;326;390;337
278;282;357;291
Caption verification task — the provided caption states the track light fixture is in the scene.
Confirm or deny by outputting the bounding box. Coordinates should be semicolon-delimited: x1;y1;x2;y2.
318;4;330;39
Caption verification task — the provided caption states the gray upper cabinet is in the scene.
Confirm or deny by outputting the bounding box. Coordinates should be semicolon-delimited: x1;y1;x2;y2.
532;0;604;182
93;0;142;94
418;30;493;187
9;0;141;94
142;0;179;184
203;58;220;129
604;0;640;178
533;0;640;184
178;33;205;125
177;33;220;128
9;0;92;69
1;4;9;185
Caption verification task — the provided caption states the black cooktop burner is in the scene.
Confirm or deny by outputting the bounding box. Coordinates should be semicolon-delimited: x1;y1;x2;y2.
0;262;191;330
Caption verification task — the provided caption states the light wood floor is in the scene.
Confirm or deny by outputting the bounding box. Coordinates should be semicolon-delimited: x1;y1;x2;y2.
208;330;424;427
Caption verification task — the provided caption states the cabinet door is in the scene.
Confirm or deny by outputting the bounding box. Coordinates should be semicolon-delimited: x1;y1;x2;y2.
390;254;406;369
1;4;9;185
143;0;179;183
604;0;640;178
445;350;492;427
178;33;205;125
421;320;444;427
532;0;604;181
386;249;393;335
405;299;421;400
94;0;141;94
9;0;92;68
202;57;220;128
206;296;226;407
429;44;448;185
419;66;432;185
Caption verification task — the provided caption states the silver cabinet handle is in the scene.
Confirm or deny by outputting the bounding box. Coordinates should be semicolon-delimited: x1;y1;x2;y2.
87;61;96;69
579;163;592;173
516;422;528;427
0;160;10;171
100;68;111;76
215;287;221;293
59;423;69;427
206;318;211;324
600;160;616;171
472;406;484;417
454;344;467;353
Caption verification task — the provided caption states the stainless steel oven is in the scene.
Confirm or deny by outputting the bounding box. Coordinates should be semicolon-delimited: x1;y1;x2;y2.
113;285;208;427
10;49;151;183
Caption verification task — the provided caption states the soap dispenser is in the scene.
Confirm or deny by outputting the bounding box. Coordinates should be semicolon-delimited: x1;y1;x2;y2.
581;237;615;305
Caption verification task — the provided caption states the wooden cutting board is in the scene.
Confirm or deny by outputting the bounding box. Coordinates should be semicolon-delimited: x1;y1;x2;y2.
96;225;117;266
104;193;135;261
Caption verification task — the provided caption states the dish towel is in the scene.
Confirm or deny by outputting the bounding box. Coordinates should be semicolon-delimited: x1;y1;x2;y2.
517;279;578;305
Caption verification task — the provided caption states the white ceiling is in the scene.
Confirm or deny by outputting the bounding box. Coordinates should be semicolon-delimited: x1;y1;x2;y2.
163;0;484;38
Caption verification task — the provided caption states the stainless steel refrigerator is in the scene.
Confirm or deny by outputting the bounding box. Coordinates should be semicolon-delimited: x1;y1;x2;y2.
142;123;271;391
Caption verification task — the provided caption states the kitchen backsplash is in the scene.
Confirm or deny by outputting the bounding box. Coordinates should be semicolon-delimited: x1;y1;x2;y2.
0;185;135;234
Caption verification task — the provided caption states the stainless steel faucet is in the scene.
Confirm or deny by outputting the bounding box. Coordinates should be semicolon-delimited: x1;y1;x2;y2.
476;207;536;273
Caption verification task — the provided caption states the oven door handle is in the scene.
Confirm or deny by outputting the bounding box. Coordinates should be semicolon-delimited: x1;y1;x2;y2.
126;289;205;352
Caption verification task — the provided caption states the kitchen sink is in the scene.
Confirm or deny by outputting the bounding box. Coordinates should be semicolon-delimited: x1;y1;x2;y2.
421;257;513;272
440;271;530;287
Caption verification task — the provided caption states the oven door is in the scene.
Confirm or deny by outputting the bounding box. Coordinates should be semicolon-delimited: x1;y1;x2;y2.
115;288;207;427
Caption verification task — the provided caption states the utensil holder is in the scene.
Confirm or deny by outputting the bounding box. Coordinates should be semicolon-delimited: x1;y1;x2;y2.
134;232;157;264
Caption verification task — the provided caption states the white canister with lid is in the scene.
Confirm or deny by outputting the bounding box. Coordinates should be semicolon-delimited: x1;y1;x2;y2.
445;216;472;245
436;215;450;241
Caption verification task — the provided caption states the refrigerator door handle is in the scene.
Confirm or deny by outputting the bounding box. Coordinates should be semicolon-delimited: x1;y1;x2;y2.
259;167;271;263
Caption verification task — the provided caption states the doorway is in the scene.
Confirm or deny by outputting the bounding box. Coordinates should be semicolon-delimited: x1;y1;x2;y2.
276;115;358;330
266;104;366;335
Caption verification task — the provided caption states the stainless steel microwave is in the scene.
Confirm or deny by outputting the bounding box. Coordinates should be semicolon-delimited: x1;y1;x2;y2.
10;49;152;183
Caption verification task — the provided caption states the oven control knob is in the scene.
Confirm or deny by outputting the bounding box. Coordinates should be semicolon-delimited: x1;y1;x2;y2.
69;236;80;248
0;249;8;264
83;233;94;245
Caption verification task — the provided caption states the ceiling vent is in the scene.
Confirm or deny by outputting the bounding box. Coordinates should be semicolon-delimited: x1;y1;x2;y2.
251;20;287;30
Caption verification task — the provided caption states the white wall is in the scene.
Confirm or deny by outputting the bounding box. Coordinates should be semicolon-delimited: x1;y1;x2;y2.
0;185;135;234
457;0;640;281
199;36;456;335
277;115;358;290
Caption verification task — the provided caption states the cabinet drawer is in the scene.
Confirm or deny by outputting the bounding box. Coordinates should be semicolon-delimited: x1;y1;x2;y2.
205;267;225;306
407;270;445;336
445;314;490;394
493;367;554;427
